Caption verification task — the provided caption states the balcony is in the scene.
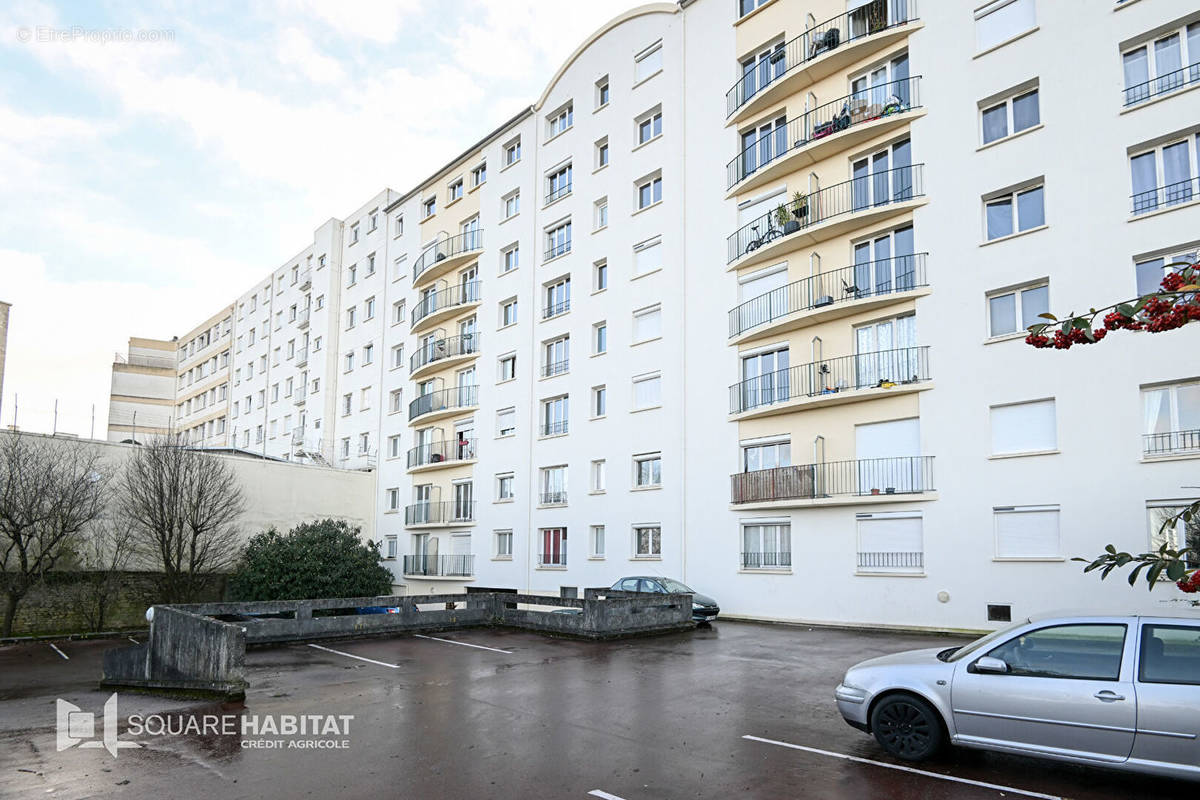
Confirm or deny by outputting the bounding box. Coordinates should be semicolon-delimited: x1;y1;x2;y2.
408;385;479;424
728;77;923;196
726;0;919;126
407;438;478;472
296;307;310;329
411;280;481;334
857;551;923;572
544;239;572;262
402;554;475;578
538;490;567;507
409;333;480;380
1124;64;1200;108
544;181;573;207
727;165;926;271
1143;429;1200;458
729;254;929;344
540;420;569;437
731;347;931;420
298;268;312;290
730;456;935;509
542;297;571;320
295;347;308;367
740;552;792;570
540;359;569;378
1132;177;1199;217
293;385;307;406
404;501;477;528
538;546;568;568
412;229;484;288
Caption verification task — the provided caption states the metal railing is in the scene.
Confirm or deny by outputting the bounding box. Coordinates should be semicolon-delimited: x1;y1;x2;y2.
538;547;568;567
408;385;479;421
413;229;484;284
1132;177;1199;216
544;239;572;261
295;347;308;366
296;307;310;327
409;333;480;374
731;456;934;504
858;551;923;570
726;0;916;117
407;438;478;469
298;268;312;289
543;297;571;319
411;280;481;327
539;491;568;506
728;254;928;338
1143;429;1200;456
545;181;573;205
727;164;924;264
541;359;570;378
404;501;477;525
741;552;793;569
730;347;930;414
1124;64;1200;107
540;420;569;436
402;554;475;577
728;77;921;189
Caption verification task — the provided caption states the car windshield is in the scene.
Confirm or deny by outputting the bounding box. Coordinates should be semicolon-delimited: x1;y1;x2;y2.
658;579;694;594
943;618;1030;662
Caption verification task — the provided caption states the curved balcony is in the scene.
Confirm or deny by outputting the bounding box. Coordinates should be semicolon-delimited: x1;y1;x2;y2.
729;347;931;420
727;77;923;196
408;385;479;425
728;254;929;345
407;438;478;472
409;333;480;380
727;164;925;272
404;501;476;528
411;280;481;334
726;0;920;126
412;230;484;288
731;456;935;510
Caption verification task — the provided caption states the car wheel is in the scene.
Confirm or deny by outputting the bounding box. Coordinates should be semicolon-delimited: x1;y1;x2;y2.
870;694;944;762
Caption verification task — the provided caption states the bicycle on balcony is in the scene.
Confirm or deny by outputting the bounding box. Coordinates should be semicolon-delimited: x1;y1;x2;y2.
744;222;782;253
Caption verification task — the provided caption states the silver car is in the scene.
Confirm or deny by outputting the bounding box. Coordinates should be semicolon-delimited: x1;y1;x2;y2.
835;613;1200;781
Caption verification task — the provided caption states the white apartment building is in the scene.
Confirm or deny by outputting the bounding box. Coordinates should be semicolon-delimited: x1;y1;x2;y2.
112;0;1200;631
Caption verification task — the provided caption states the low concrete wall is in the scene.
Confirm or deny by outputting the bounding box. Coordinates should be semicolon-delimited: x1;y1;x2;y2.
500;592;693;639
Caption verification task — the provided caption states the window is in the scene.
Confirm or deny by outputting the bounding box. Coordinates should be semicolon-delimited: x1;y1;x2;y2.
994;505;1060;558
592;385;607;417
271;383;279;403
392;300;406;325
632;305;662;343
496;474;514;501
1142;381;1200;455
1135;247;1198;295
503;190;520;219
541;395;569;437
362;343;374;365
545;221;572;260
590;459;606;493
495;529;513;558
987;624;1127;681
742;439;790;471
634;526;661;558
504;137;521;166
366;253;376;275
595;137;609;169
742;523;791;569
596;76;610;109
471;163;487;187
497;407;516;437
349;224;360;245
498;353;516;382
501;297;518;327
316;295;325;310
384;535;397;559
634;41;663;83
987;282;1049;338
1139;623;1200;685
637;174;662;210
633;237;662;276
502;244;520;273
546;164;573;204
1122;22;1200;106
547;103;573;137
594;259;608;291
1148;505;1200;569
857;513;924;573
364;296;376;320
738;0;769;18
590;525;606;558
990;399;1056;455
344;351;355;371
347;266;357;287
342;393;352;416
981;87;1040;145
633;373;662;410
985;184;1045;239
637;108;663;145
594;198;608;230
387;488;400;511
393;255;407;281
544;277;570;319
389;389;403;413
540;466;567;505
422;196;436;218
538;528;567;567
634;453;662;488
346;307;357;329
543;335;569;378
358;432;369;454
975;0;1036;53
394;215;404;237
1130;134;1200;215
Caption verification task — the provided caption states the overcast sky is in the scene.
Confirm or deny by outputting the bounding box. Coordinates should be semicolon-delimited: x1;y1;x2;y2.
0;0;636;436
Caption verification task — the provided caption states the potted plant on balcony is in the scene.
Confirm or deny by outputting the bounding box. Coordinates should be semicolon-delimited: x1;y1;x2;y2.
777;204;800;235
867;0;887;34
792;191;809;220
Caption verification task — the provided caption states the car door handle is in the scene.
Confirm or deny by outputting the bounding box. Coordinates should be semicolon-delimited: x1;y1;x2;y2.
1094;690;1125;702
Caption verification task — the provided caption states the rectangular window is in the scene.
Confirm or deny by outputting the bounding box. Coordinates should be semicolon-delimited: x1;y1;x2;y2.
741;523;791;569
1130;135;1199;215
595;198;608;230
1142;381;1200;456
393;255;407;281
595;137;609;169
1139;623;1200;685
364;296;376;320
394;216;404;237
590;459;606;493
504;190;521;219
592;385;607;418
546;164;573;204
547;103;574;137
857;513;924;573
637;175;663;209
981;87;1040;145
346;307;357;329
994;505;1060;558
504;137;521;166
545;221;572;260
987;282;1049;338
975;0;1036;53
596;77;610;109
543;335;570;377
497;474;514;500
384;535;397;558
738;0;769;18
1123;23;1200;106
590;525;606;558
495;529;513;558
633;237;662;276
389;389;403;413
502;244;520;272
594;259;608;291
633;373;662;410
498;353;516;382
634;453;662;487
501;297;518;327
350;224;360;244
985;184;1044;240
541;395;569;437
538;527;567;567
362;343;374;365
1147;505;1200;570
540;466;568;505
593;321;607;354
422;197;436;218
990;399;1056;455
634;526;661;558
393;300;406;325
632;305;662;343
471;163;487;187
544;277;571;319
634;41;663;83
387;436;401;459
1135;248;1198;296
497;407;516;437
344;351;355;371
391;344;403;369
342;393;352;416
637;109;663;145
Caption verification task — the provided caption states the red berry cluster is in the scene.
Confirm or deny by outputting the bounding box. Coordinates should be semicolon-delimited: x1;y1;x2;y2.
1178;570;1200;594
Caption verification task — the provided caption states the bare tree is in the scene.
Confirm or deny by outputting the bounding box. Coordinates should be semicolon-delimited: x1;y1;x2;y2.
0;432;109;636
70;515;137;631
121;438;246;603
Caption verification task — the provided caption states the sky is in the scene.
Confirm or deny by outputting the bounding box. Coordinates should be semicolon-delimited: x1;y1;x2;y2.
0;0;637;436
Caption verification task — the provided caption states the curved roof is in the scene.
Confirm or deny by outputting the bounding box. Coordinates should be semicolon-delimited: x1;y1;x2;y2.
533;2;679;111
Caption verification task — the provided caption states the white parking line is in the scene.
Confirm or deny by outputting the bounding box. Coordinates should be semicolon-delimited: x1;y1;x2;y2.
413;634;512;654
48;643;69;660
307;643;399;669
742;735;1062;800
588;791;628;800
128;636;139;644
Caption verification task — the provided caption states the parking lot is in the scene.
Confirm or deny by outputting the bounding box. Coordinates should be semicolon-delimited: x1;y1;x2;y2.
0;621;1188;799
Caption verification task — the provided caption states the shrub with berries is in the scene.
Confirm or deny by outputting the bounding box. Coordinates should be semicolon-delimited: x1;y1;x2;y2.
1179;570;1200;594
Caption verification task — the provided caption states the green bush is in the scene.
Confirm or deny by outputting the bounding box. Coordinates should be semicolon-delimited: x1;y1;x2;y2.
228;519;394;601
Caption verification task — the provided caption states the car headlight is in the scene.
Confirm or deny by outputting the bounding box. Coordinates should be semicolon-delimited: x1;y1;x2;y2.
692;602;704;610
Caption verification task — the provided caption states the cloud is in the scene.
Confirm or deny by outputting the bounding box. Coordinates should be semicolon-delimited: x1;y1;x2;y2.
275;27;344;84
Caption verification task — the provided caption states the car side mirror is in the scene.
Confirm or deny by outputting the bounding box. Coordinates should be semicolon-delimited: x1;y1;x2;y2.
973;656;1010;675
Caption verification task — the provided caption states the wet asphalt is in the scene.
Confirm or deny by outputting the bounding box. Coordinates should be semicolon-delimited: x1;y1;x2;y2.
0;621;1189;799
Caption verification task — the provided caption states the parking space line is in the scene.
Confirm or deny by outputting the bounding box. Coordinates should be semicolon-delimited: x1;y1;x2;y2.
128;636;139;644
48;643;69;660
742;735;1062;800
413;634;512;654
588;791;628;800
307;643;399;669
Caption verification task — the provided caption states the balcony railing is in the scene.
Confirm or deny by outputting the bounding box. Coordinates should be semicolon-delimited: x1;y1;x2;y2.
296;307;310;328
1132;177;1199;216
1124;64;1200;107
730;347;930;415
729;254;928;338
1143;429;1200;457
411;280;481;327
539;490;568;506
543;297;571;319
544;239;572;261
727;164;924;264
728;76;921;189
731;456;934;504
408;385;479;421
413;229;483;284
741;552;793;569
407;438;478;469
857;551;923;570
545;181;573;205
298;268;312;289
295;347;308;366
726;0;916;118
538;547;567;567
541;359;570;378
540;420;569;437
410;333;480;374
402;554;475;577
404;501;477;525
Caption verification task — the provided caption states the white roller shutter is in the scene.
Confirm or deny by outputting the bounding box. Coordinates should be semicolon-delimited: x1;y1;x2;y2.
994;507;1059;558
